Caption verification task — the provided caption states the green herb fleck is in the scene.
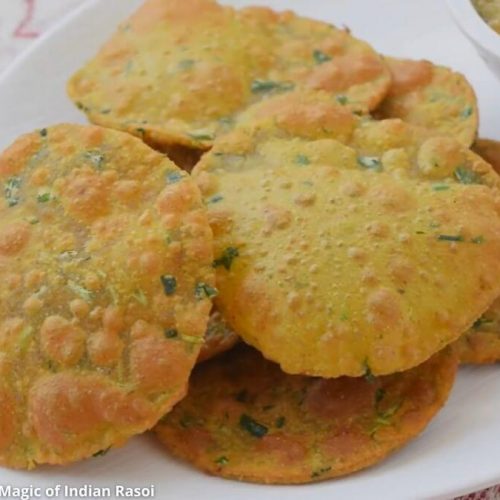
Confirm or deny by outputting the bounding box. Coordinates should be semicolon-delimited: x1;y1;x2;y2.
188;131;214;142
239;414;268;438
235;389;248;402
164;328;178;339
27;216;39;225
336;94;348;105
461;106;473;118
437;234;464;242
295;154;310;166
178;59;195;71
473;316;493;330
37;192;52;203
311;466;331;479
471;235;485;244
213;247;239;270
39;128;48;137
93;447;110;458
132;289;148;305
215;456;229;466
454;166;482;185
275;416;286;428
180;334;204;345
195;282;218;300
313;49;332;64
4;177;21;207
358;156;382;171
136;127;146;136
251;79;295;94
432;183;450;191
68;280;94;303
161;275;177;295
166;171;184;184
375;388;386;406
84;150;105;169
207;194;223;204
363;360;375;383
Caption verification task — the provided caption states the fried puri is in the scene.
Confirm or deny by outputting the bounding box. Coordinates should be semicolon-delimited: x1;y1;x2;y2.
155;344;457;484
192;97;500;378
0;124;215;468
473;0;500;34
454;297;500;364
67;0;391;151
197;310;239;363
375;58;478;147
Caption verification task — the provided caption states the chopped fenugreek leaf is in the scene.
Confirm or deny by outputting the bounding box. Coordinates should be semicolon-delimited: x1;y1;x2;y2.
215;456;229;466
454;166;482;185
207;194;223;204
336;94;348;105
363;360;375;383
4;177;21;207
213;247;239;270
39;128;48;137
375;387;386;406
178;59;195;71
251;79;295;93
295;154;310;166
235;389;248;402
195;282;218;300
313;49;332;64
132;289;148;305
166;171;184;184
239;414;268;438
432;183;450;191
437;234;464;242
275;416;286;428
187;131;214;142
311;466;332;478
164;328;178;339
471;236;485;244
161;275;177;295
461;106;473;118
83;150;105;169
358;156;382;171
68;280;94;303
93;447;111;457
37;192;52;203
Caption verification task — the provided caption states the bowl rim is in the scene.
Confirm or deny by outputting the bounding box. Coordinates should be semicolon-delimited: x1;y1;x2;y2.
446;0;500;56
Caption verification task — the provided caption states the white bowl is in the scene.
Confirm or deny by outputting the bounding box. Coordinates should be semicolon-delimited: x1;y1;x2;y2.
447;0;500;81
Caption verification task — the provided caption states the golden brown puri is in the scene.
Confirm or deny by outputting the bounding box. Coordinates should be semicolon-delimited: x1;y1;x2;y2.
67;0;391;150
375;58;478;147
474;138;500;176
197;309;239;363
0;124;215;469
192;99;500;378
473;0;500;34
155;345;457;484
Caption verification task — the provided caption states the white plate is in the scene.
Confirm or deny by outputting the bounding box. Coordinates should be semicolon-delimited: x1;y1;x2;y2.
0;1;499;499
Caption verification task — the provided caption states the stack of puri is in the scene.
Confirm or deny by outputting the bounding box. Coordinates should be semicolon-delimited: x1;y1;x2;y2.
0;0;498;485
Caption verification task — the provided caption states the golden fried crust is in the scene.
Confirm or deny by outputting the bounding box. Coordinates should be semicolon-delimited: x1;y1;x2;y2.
375;58;478;147
197;310;239;363
155;345;458;484
0;124;215;468
67;0;391;150
473;0;500;34
454;297;500;364
474;139;500;176
192;101;500;378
